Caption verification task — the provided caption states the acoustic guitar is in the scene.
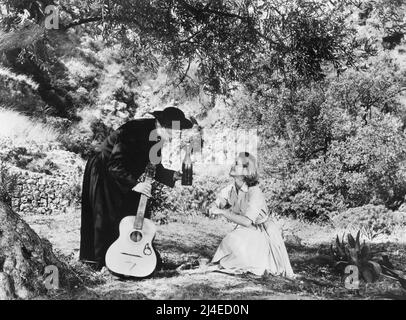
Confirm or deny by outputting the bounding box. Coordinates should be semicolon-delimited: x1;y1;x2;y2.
105;164;157;278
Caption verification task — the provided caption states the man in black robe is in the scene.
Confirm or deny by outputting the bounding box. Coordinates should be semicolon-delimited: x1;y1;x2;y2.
79;107;194;271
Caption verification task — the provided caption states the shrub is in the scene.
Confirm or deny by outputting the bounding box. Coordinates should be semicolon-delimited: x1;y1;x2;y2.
67;180;82;208
264;156;347;222
26;158;58;175
0;68;45;115
59;131;95;159
332;204;406;240
148;176;230;224
90;118;114;144
59;118;114;159
0;146;49;171
233;56;406;221
258;112;406;222
0;162;18;208
326;114;406;209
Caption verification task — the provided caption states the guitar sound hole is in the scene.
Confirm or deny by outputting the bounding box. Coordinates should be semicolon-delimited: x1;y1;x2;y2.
130;231;143;242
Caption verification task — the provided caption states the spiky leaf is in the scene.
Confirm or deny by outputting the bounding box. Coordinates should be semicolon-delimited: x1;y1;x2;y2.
336;235;341;248
368;261;382;278
360;244;370;261
362;268;375;283
348;233;356;248
355;230;361;251
335;236;346;258
345;247;351;261
348;248;359;265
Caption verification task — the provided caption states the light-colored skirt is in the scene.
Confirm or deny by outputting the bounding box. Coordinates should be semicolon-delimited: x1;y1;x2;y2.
212;218;295;278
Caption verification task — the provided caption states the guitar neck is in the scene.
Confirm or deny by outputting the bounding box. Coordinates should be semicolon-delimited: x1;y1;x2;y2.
134;177;152;230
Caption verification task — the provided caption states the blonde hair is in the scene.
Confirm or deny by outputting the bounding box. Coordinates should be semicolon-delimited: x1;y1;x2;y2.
231;152;259;186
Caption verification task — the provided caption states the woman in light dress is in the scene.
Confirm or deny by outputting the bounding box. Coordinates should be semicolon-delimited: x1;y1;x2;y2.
208;152;295;278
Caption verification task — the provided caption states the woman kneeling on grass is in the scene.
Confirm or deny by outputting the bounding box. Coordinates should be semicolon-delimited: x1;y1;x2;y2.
208;152;295;278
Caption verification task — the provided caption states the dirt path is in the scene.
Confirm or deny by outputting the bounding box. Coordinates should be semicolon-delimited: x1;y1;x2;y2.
79;271;317;300
24;211;322;300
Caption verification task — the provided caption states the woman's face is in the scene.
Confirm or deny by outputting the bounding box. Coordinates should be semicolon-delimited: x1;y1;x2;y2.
230;157;247;181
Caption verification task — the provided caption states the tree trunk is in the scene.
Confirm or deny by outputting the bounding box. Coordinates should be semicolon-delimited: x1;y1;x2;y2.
0;202;77;300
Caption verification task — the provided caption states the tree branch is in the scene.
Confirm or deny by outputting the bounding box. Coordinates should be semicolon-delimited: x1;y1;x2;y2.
62;16;103;30
176;57;192;87
176;0;248;21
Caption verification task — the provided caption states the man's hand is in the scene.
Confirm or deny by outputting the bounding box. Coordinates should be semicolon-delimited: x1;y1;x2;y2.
132;182;152;198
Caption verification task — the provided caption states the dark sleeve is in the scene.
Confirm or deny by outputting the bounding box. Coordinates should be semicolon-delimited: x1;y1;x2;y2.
155;164;176;188
107;142;143;193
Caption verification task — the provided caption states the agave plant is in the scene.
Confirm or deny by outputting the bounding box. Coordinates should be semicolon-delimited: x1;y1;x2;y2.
331;231;382;283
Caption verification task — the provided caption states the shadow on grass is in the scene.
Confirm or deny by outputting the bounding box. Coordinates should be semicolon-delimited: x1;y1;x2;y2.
73;287;149;300
155;228;223;260
375;291;406;300
168;283;223;299
284;240;406;300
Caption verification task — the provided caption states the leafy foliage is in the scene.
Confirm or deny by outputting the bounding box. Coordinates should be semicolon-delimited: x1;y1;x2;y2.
1;0;364;102
59;118;114;159
0;161;18;208
235;53;406;221
147;176;228;224
332;205;406;240
0;67;45;114
0;146;49;170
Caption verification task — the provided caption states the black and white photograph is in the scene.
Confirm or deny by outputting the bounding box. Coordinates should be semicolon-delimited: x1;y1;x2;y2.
0;0;406;306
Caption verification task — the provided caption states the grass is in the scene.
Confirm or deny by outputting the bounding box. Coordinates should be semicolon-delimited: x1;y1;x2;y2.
0;108;59;145
21;208;406;300
0;67;39;90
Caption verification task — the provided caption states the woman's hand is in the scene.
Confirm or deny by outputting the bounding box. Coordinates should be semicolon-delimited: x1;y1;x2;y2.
132;182;152;198
209;206;225;216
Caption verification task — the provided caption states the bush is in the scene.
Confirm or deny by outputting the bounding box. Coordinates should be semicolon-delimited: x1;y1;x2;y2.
262;152;347;222
0;146;48;170
26;158;58;175
265;174;347;222
0;68;46;116
67;180;82;208
326;114;406;209
332;204;406;240
265;114;406;222
59;118;114;159
59;131;95;159
230;54;406;221
0;162;18;208
148;176;230;224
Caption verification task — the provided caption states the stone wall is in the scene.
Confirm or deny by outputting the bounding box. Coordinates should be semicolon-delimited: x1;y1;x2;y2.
0;138;85;215
10;168;81;215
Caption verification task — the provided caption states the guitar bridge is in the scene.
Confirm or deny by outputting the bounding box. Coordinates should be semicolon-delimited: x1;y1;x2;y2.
143;243;152;256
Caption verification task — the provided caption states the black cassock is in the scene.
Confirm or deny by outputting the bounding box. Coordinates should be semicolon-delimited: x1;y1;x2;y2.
79;118;175;267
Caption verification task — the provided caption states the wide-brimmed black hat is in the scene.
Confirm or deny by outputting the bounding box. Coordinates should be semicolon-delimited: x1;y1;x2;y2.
149;107;194;129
